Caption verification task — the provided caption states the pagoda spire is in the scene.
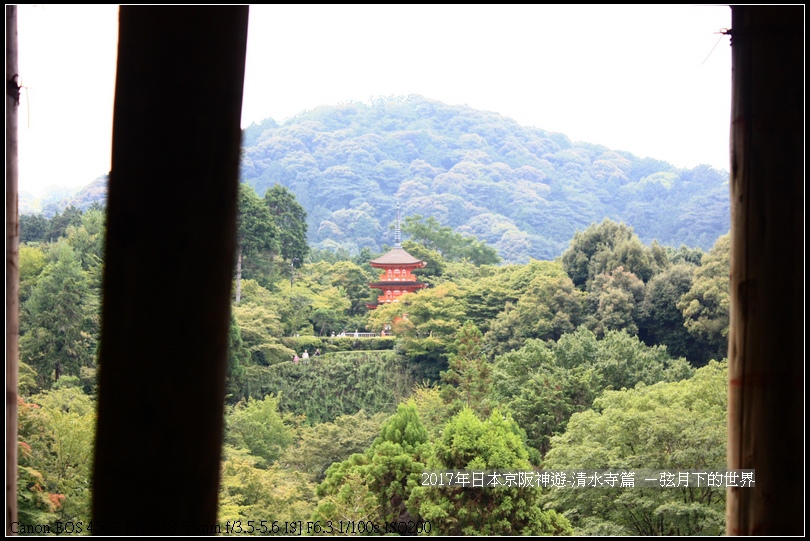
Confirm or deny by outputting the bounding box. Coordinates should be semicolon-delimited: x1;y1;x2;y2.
366;203;427;310
394;201;402;248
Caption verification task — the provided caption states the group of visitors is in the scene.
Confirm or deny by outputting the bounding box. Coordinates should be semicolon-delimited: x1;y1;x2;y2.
293;348;321;364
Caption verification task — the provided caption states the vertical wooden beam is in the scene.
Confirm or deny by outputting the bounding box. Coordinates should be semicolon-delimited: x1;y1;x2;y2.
727;5;804;536
5;4;19;535
92;6;249;534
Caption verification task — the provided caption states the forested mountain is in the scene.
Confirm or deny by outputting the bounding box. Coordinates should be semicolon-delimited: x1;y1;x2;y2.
28;94;729;263
19;175;108;217
240;94;729;262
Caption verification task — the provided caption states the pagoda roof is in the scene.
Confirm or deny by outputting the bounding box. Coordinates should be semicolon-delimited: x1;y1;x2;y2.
369;247;425;266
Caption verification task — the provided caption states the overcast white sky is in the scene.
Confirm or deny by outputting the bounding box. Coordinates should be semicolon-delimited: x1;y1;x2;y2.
15;4;732;198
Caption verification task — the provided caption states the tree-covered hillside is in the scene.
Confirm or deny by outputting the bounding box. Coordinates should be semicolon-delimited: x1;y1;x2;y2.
17;184;733;534
16;96;734;535
240;95;729;262
23;95;729;263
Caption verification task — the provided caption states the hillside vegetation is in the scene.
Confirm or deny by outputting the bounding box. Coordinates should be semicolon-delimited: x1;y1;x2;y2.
25;95;729;263
15;95;732;535
241;95;729;261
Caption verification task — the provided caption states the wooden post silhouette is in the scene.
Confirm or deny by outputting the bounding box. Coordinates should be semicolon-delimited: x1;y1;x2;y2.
92;6;249;534
6;4;20;534
726;5;804;535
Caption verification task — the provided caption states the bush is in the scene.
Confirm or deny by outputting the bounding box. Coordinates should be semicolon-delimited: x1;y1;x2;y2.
324;336;396;352
281;336;324;353
281;336;397;353
243;351;418;424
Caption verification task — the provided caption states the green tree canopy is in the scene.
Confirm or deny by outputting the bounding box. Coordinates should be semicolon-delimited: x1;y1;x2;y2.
402;214;501;265
233;301;293;366
677;233;730;362
315;401;429;524
584;266;645;336
561;218;658;289
485;272;584;356
219;446;316;533
410;408;572;536
45;96;733;262
367;282;468;370
282;410;388;482
64;207;106;289
440;321;492;417
400;240;447;281
264;183;309;265
236;183;280;302
18;244;47;304
491;328;693;458
20;241;98;389
543;361;728;535
17;388;96;529
225;311;250;404
46;205;83;242
225;394;294;467
639;263;711;365
20;213;49;244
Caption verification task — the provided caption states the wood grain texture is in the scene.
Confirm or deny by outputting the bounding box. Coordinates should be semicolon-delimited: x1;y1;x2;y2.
6;5;19;535
727;5;804;536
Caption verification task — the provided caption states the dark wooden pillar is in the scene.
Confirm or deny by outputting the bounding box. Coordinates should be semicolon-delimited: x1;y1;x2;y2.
727;5;804;536
5;4;19;535
92;6;248;535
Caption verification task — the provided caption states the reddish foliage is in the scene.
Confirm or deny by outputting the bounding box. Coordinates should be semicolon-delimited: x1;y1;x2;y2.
48;493;66;510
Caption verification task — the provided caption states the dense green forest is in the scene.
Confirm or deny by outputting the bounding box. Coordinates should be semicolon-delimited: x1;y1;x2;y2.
238;95;729;262
17;184;730;534
23;95;729;264
17;97;732;535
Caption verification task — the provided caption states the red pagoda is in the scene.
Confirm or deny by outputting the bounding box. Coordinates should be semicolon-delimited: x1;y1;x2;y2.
366;204;427;310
